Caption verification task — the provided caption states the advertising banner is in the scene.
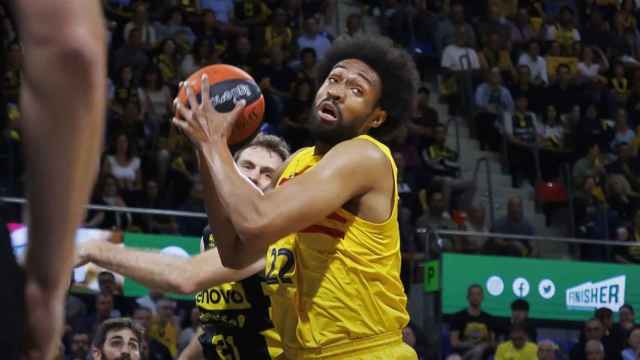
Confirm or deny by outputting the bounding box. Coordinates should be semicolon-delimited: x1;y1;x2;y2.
441;253;640;321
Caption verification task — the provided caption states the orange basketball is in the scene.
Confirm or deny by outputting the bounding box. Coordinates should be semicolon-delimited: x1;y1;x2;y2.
177;64;265;146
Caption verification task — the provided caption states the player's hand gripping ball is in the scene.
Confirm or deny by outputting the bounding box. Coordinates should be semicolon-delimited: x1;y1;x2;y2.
176;64;265;147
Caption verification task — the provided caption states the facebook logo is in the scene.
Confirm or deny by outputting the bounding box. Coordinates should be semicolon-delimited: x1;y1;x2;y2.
512;277;530;297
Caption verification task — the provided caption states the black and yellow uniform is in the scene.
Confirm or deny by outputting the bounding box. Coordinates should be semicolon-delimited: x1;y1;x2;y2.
196;227;282;360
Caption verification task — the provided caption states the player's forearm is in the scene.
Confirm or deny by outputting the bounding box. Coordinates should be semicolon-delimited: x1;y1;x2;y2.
197;149;243;247
200;141;269;267
85;241;195;294
17;0;106;294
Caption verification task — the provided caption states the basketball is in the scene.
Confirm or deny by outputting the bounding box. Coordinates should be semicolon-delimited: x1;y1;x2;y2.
177;64;265;146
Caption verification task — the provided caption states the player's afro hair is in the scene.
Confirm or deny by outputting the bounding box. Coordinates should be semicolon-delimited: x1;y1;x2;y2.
315;35;420;137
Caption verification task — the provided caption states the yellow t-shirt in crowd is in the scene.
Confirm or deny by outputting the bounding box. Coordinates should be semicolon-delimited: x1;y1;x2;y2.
495;341;538;360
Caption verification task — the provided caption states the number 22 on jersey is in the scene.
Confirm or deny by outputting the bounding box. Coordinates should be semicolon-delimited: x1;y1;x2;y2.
265;246;295;285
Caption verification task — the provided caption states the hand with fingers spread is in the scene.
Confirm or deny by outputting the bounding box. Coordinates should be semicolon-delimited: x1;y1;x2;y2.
172;74;246;149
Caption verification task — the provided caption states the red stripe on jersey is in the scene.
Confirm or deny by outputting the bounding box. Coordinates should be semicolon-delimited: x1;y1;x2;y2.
327;212;347;224
300;225;345;239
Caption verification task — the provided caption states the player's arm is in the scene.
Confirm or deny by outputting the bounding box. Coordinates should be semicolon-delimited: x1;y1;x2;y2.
201;137;389;268
195;145;300;243
78;240;265;294
16;0;106;291
172;77;391;268
13;0;106;356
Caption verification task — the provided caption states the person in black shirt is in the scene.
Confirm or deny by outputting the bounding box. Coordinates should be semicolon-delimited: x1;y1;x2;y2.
510;65;543;114
504;95;540;187
224;35;257;75
450;284;496;359
406;87;439;151
596;307;625;360
545;64;581;116
577;104;614;156
280;78;313;151
617;304;637;340
571;318;621;360
582;10;612;51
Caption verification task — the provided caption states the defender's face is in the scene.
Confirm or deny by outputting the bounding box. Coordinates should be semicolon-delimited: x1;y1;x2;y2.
236;146;284;191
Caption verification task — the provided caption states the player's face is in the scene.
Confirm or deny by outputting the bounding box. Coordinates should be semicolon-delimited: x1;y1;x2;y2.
236;146;284;191
310;59;384;145
93;328;141;360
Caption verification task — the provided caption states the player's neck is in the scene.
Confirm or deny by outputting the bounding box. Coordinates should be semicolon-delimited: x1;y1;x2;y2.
314;142;332;155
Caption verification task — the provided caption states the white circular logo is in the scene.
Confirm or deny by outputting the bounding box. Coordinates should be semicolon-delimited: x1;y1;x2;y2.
538;279;556;299
486;276;504;296
160;246;190;258
512;277;530;297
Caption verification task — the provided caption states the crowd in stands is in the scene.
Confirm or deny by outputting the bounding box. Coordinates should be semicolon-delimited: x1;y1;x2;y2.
446;284;640;360
366;0;640;266
5;0;640;358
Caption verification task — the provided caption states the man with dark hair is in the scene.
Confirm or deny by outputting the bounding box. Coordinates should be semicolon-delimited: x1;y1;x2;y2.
72;292;119;337
79;134;291;359
449;284;496;359
618;304;636;339
504;94;541;188
571;318;606;360
91;318;143;360
98;271;119;296
173;35;419;357
498;299;538;341
545;63;580;116
595;307;625;360
68;332;90;360
296;16;332;60
132;306;172;359
487;196;535;257
435;1;477;56
474;68;514;151
422;123;476;211
495;322;538;359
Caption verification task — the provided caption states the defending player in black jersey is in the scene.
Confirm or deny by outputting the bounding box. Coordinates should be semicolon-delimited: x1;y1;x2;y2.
77;134;289;359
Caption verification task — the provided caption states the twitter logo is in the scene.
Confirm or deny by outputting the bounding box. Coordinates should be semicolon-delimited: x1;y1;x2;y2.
538;279;556;299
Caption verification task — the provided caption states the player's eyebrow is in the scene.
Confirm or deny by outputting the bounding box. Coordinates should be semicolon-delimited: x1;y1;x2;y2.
333;64;374;86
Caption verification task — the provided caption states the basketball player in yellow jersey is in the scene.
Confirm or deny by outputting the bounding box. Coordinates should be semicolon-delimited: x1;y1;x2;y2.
173;35;419;359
